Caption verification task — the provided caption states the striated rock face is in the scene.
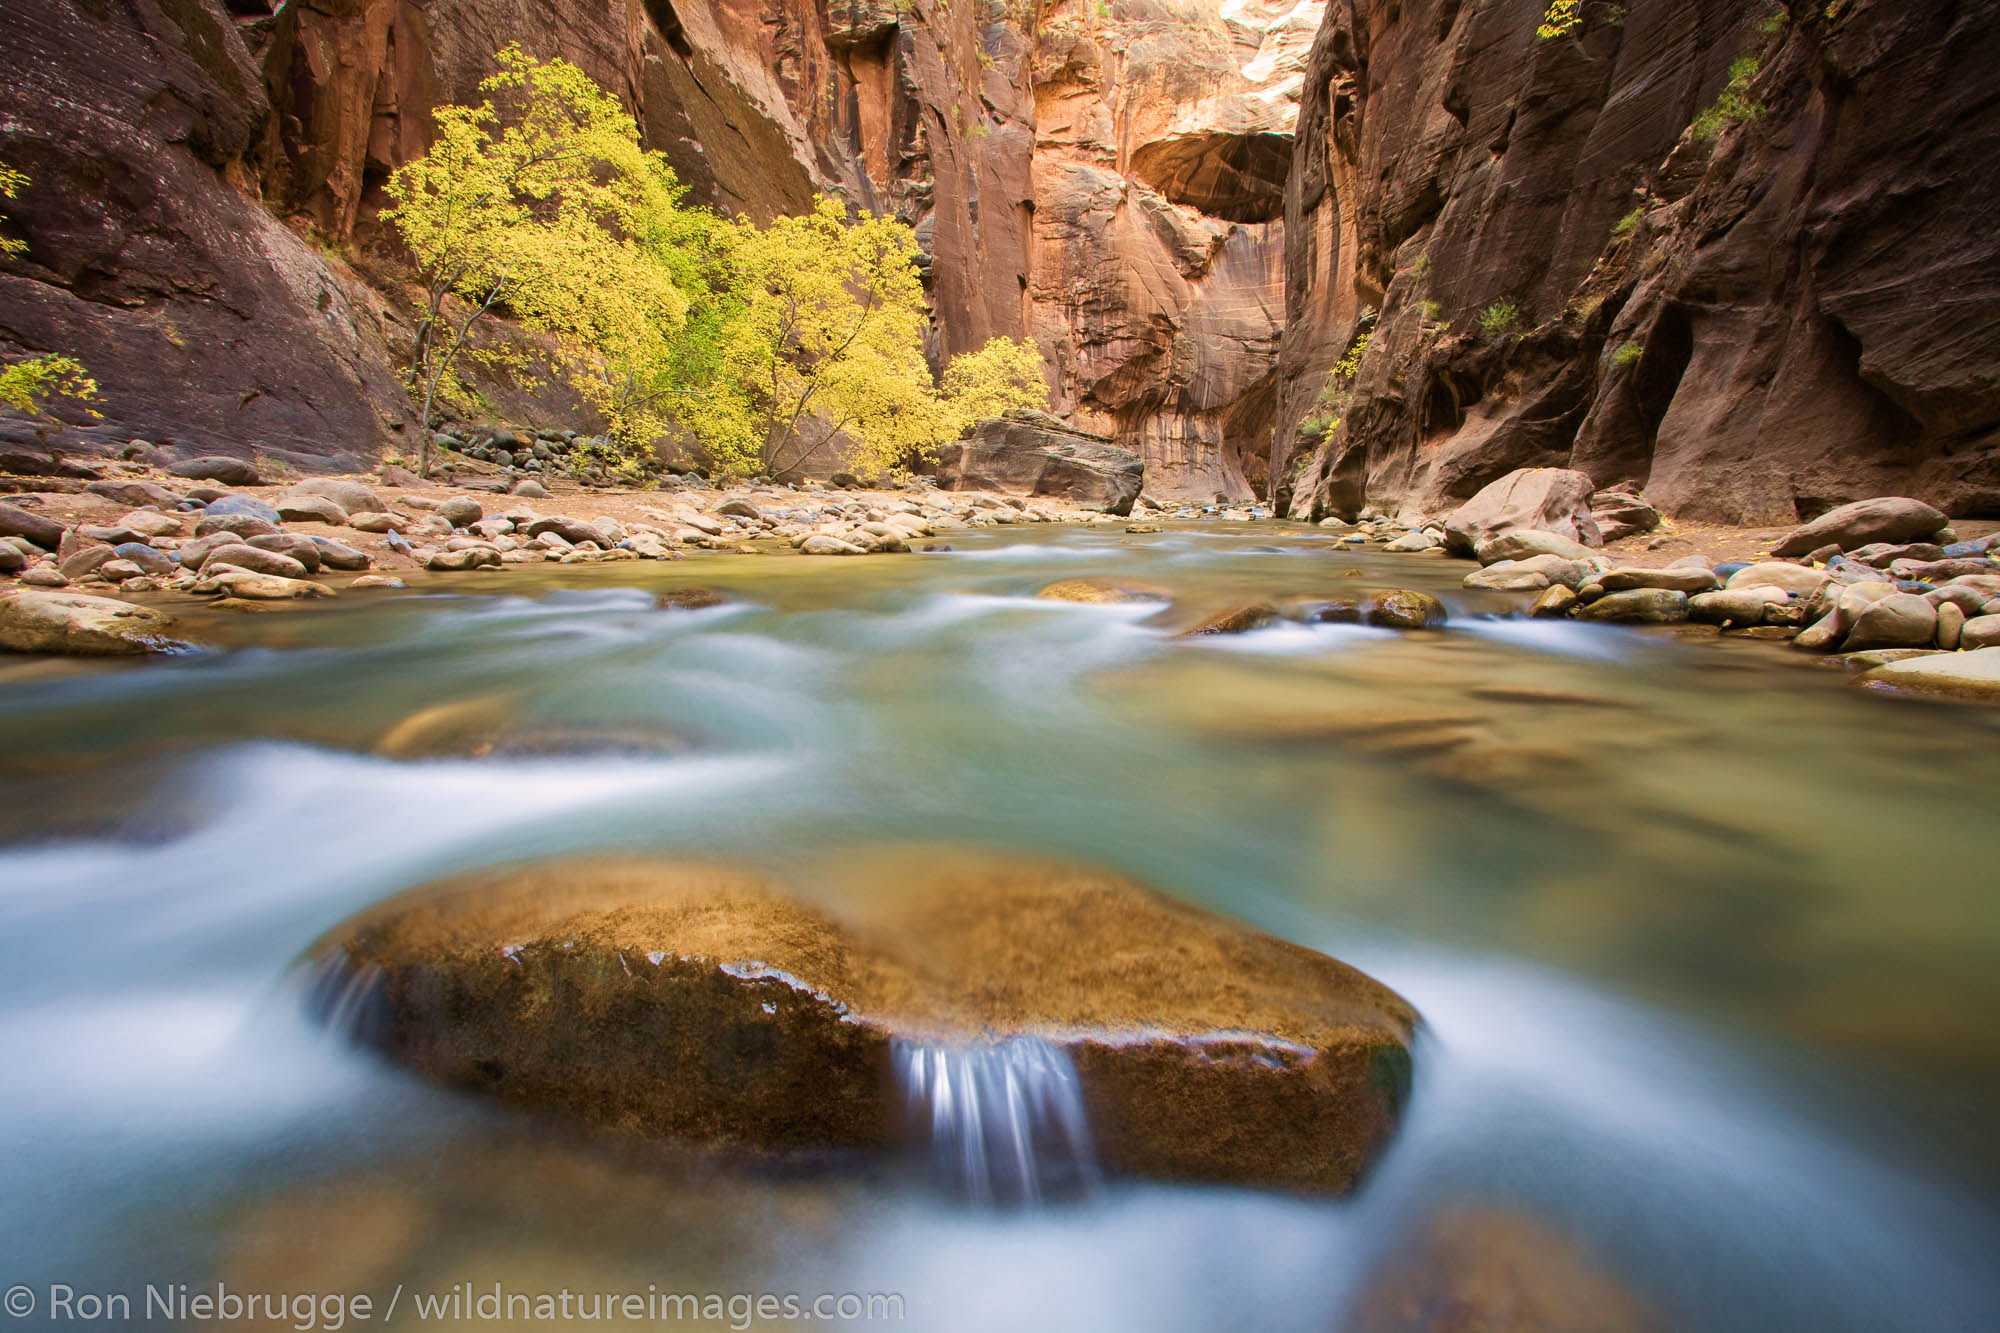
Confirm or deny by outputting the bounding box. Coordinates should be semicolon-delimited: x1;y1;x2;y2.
316;852;1419;1193
933;410;1143;514
1276;0;2000;525
3;0;1317;494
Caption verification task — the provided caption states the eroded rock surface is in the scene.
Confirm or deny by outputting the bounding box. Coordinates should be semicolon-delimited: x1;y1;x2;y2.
932;411;1143;514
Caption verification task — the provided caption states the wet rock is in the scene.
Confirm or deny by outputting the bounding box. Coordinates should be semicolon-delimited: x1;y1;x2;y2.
0;502;65;551
287;479;387;514
1179;604;1282;637
1283;596;1363;624
1382;530;1439;552
0;590;180;654
193;512;279;541
1529;585;1578;618
315;854;1418;1193
1859;646;2000;699
1346;1206;1665;1333
349;575;406;590
1442;469;1602;556
1580;589;1689;623
933;412;1144;516
1035;578;1171;605
1367;589;1448;629
169;456;261;486
436;497;483;528
1843;592;1938;650
192;570;335;600
799;534;867;556
657;588;728;611
276;495;349;525
1770;497;1949;557
1599;566;1720;594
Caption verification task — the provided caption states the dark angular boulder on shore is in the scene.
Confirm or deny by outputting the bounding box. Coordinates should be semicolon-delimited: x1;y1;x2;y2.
932;411;1145;516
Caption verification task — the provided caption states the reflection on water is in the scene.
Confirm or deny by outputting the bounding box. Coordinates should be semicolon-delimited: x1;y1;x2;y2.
1;522;1997;1330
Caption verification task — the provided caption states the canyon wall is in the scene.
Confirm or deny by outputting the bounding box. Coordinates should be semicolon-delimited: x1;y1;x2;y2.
1;0;1317;497
1274;0;2000;524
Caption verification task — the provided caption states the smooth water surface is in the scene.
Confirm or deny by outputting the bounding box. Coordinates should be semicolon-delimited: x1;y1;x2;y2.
2;522;1997;1330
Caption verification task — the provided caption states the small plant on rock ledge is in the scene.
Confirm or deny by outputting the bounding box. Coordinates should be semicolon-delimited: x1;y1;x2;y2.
1691;55;1765;143
1301;324;1373;439
1610;340;1644;367
1478;300;1521;336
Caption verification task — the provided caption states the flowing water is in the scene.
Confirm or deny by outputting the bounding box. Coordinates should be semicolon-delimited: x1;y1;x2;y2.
2;522;1997;1330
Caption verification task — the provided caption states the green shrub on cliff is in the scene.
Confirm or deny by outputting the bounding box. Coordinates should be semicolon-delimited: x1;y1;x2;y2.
1691;56;1765;142
0;166;99;418
1479;300;1522;336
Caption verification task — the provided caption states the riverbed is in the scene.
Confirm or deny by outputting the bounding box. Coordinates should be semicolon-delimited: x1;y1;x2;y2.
2;522;1996;1331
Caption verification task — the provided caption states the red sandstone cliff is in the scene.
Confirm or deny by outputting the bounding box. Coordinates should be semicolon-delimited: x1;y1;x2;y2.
1274;0;2000;524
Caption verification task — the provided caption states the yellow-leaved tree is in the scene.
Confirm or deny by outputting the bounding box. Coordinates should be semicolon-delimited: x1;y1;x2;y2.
382;45;691;474
0;165;99;418
690;196;1050;479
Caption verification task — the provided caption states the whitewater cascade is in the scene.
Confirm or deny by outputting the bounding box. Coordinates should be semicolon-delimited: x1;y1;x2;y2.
894;1035;1101;1204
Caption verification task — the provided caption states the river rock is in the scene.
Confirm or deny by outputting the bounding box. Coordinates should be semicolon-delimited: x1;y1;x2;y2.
202;544;310;579
95;558;146;583
1588;489;1660;543
1688;585;1790;626
1936;602;1967;650
85;479;184;509
1442;469;1602;556
1961;614;2000;650
932;412;1144;516
192;569;335;600
0;502;65;551
346;511;403;534
0;545;24;575
1179;603;1281;636
1472;529;1600;566
511;479;552;499
276;495;349;524
116;510;184;539
436;497;483;528
1770;497;1949;557
1599;566;1720;594
524;516;610;547
205;494;280;524
426;547;501;571
1725;562;1828;596
1464;555;1588;591
800;534;867;556
193;512;279;540
1529;584;1578;618
313;853;1418;1193
169;456;261;486
1036;578;1171;605
110;542;176;577
1367;589;1448;629
286;479;387;515
20;566;68;588
1842;592;1938;650
1581;589;1688;623
247;533;323;573
1859;646;2000;699
309;537;372;571
0;590;180;654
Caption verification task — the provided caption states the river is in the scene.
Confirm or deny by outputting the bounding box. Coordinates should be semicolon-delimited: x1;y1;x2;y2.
2;522;1996;1330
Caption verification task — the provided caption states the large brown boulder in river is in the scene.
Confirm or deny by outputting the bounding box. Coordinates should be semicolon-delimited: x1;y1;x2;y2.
932;412;1145;516
314;853;1418;1194
0;590;181;654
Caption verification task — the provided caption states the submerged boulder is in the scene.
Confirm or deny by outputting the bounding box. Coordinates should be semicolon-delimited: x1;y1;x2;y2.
933;411;1144;516
1036;577;1170;604
1859;646;2000;700
313;854;1418;1194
